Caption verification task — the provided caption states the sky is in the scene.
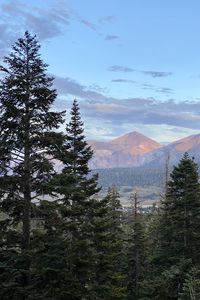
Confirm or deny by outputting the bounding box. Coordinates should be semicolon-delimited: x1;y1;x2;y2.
0;0;200;143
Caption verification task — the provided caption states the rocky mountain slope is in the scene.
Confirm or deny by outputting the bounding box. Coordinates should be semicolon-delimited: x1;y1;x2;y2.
143;133;200;168
88;131;161;169
89;132;200;169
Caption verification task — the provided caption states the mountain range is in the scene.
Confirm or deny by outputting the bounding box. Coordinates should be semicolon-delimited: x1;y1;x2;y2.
88;131;200;169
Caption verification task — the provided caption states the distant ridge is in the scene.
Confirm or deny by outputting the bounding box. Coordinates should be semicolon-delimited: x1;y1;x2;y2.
143;133;200;168
88;131;161;169
89;132;200;169
110;131;161;154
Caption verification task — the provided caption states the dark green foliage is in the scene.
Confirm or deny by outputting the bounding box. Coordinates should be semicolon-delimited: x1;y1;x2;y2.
143;153;200;299
55;99;99;203
48;100;100;299
91;187;126;300
94;167;165;189
179;267;200;299
28;201;76;300
159;153;200;267
0;31;64;299
2;32;200;300
125;193;147;300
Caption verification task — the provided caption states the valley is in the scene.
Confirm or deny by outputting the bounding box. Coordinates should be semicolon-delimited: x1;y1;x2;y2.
90;131;200;206
89;131;200;170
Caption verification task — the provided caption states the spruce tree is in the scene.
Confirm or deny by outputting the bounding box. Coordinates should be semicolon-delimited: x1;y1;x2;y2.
0;31;64;298
179;267;200;299
91;186;126;300
125;193;147;300
147;153;200;299
159;153;200;266
29;200;75;300
55;99;99;203
52;99;100;299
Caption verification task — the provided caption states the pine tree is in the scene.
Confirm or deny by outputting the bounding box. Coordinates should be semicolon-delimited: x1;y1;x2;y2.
159;153;200;267
52;99;100;299
139;204;163;300
0;31;64;299
179;267;200;300
146;153;200;299
125;193;147;300
28;200;75;300
91;186;126;300
55;99;99;202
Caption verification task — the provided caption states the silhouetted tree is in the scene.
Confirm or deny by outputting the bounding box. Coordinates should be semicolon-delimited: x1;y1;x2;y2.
0;31;64;299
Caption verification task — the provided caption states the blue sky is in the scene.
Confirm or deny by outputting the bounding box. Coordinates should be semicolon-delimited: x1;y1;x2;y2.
0;0;200;142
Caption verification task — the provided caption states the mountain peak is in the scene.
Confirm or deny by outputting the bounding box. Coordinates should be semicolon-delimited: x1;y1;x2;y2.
169;133;200;152
112;131;147;140
110;131;161;153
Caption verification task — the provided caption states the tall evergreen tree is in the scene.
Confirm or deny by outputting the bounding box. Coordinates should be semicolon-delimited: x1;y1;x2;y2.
28;200;75;300
0;31;64;299
56;99;99;203
159;153;200;267
125;193;147;300
91;186;126;300
145;153;200;299
179;267;200;299
51;99;100;299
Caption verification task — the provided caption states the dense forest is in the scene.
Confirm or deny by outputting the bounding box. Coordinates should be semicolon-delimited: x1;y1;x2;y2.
94;167;165;188
0;32;200;300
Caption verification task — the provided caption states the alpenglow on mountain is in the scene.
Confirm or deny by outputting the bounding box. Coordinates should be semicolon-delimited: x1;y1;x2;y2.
89;131;200;169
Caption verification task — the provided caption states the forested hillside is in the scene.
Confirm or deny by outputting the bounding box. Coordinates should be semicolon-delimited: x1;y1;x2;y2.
94;166;165;188
1;33;200;300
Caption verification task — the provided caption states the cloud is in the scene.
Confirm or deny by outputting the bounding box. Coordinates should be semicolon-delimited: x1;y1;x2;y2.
142;83;154;89
105;35;119;41
54;76;109;101
108;65;173;78
142;83;174;95
80;18;97;32
53;75;199;132
108;65;134;72
142;70;173;78
111;79;173;95
88;84;109;94
156;87;174;94
0;0;70;48
99;15;115;24
0;24;17;55
111;79;136;84
52;75;200;132
51;75;199;141
79;98;200;131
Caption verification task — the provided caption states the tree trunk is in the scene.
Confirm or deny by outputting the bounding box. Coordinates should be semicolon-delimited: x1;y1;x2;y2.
23;145;31;251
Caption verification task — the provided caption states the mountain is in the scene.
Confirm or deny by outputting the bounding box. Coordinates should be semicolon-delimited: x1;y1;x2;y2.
110;131;161;154
89;132;200;170
169;134;200;153
88;131;161;169
143;133;200;168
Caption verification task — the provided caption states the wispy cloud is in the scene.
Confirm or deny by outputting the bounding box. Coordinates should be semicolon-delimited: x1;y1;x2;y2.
108;65;134;72
54;76;109;101
0;0;70;52
99;15;115;24
108;65;173;78
105;35;119;41
111;80;173;95
53;75;200;132
156;87;174;94
142;70;173;78
80;98;200;131
111;78;136;84
80;18;97;32
142;83;174;95
88;84;109;94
